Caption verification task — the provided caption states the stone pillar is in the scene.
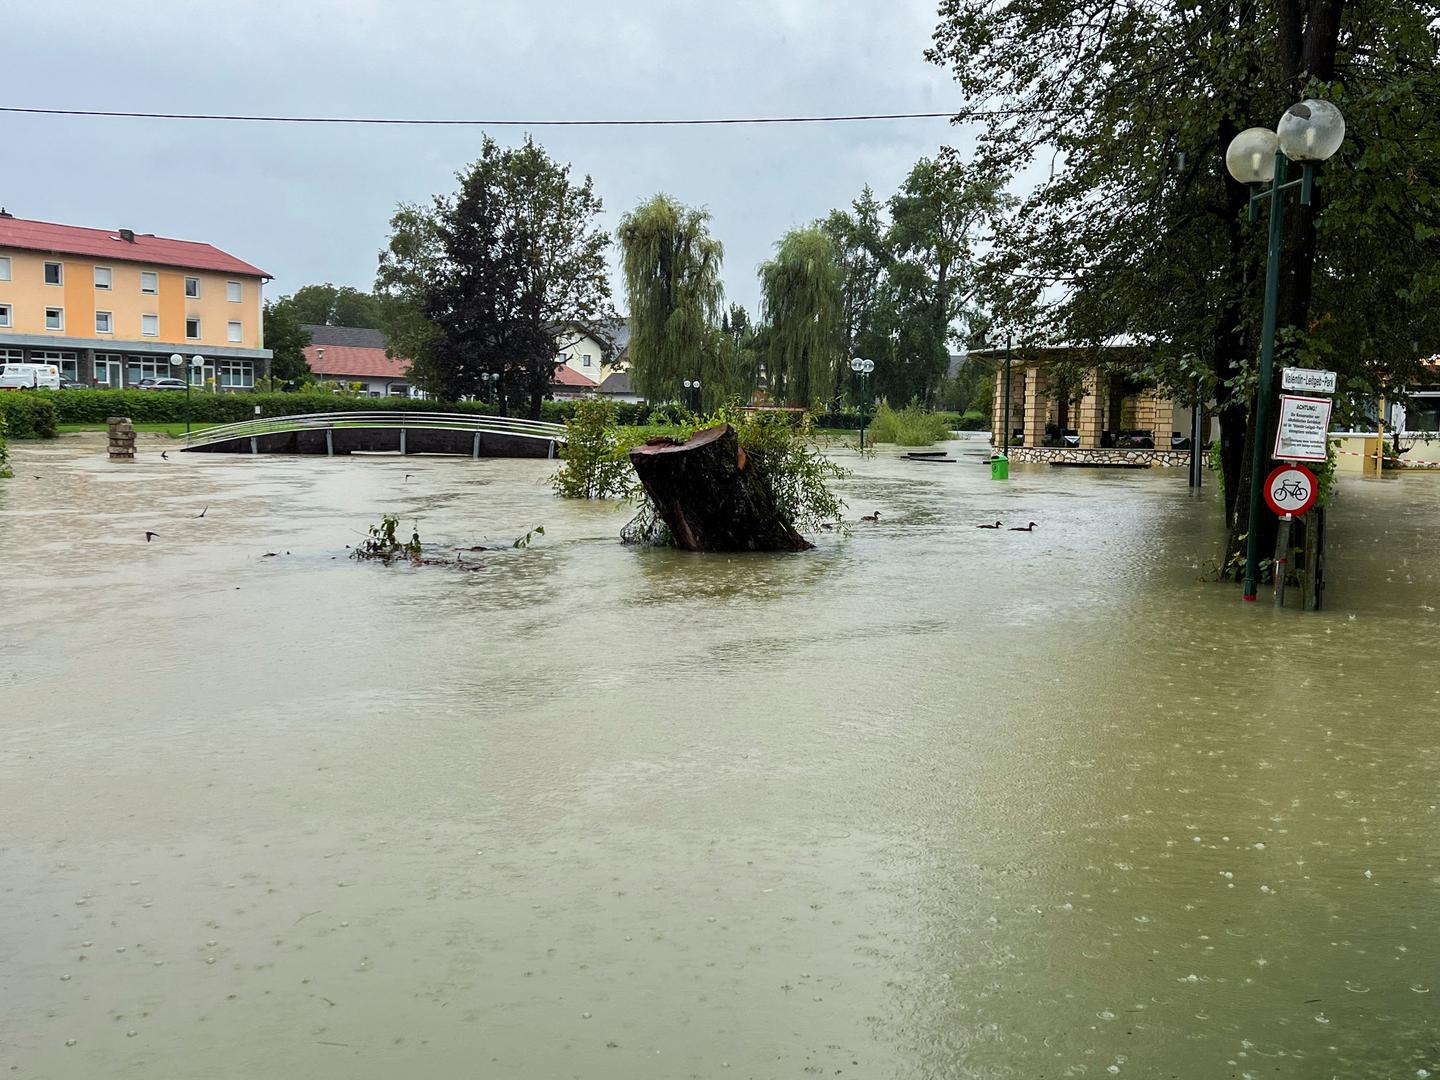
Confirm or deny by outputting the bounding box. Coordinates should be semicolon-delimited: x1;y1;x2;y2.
1076;370;1104;449
992;375;1005;448
107;416;136;460
1152;396;1176;445
1023;367;1048;448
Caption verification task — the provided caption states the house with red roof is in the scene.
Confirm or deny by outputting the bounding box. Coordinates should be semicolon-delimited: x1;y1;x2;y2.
302;324;420;397
0;210;273;389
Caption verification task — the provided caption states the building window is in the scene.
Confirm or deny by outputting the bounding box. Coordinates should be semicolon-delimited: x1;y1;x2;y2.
95;311;113;334
185;276;200;298
94;266;112;290
186;317;201;339
35;351;78;381
0;304;9;328
219;360;254;389
142;314;159;337
0;256;10;281
44;261;63;285
226;281;242;303
227;320;242;343
0;349;23;364
126;357;175;385
141;271;158;295
45;307;64;331
582;353;593;367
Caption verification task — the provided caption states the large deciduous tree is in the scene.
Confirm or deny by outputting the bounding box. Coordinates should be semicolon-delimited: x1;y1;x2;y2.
928;0;1440;571
821;157;1010;407
375;136;612;416
759;226;846;408
262;300;312;383
617;194;726;408
278;283;386;329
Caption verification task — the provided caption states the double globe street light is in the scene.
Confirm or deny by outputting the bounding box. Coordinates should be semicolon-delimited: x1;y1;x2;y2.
169;352;205;436
682;377;702;413
479;370;500;406
1224;99;1345;602
849;356;875;450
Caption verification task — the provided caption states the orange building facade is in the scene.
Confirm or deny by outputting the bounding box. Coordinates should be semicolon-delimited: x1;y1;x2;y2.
0;212;272;389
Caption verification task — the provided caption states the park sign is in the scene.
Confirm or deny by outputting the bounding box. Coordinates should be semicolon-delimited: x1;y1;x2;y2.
1264;463;1318;518
1273;394;1333;463
1281;367;1338;394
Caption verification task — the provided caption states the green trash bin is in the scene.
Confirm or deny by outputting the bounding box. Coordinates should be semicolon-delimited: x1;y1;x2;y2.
991;453;1009;480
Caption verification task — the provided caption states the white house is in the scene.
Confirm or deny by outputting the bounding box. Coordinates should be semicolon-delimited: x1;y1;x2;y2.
553;319;630;382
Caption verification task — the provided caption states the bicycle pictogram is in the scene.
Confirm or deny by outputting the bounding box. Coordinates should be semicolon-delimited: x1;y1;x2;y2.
1271;477;1309;504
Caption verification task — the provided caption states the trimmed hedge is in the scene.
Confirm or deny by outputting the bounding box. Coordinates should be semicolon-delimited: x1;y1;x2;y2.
36;389;656;430
0;414;9;477
0;393;58;439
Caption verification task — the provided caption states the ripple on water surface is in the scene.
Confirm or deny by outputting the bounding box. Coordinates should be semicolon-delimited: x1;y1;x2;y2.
2;441;1438;1078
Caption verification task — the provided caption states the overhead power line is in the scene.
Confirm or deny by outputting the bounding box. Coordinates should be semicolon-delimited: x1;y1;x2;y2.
0;105;1050;127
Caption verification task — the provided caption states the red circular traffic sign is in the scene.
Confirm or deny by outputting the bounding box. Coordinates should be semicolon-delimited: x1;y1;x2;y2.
1264;464;1318;517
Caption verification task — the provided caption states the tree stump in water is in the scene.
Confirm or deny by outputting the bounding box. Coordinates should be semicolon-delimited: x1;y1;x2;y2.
628;424;813;552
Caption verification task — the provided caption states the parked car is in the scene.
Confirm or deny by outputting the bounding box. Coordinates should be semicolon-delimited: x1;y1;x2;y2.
136;378;188;391
0;362;61;390
59;376;87;390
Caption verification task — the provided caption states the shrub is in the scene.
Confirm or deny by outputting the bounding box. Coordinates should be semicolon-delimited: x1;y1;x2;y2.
866;401;955;446
0;393;58;438
0;414;10;478
552;400;638;499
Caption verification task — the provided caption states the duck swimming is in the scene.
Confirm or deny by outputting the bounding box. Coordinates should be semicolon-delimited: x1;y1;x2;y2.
1009;521;1038;532
859;511;881;523
976;520;1003;529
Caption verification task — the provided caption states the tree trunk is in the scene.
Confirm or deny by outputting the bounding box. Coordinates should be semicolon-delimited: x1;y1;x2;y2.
628;424;814;552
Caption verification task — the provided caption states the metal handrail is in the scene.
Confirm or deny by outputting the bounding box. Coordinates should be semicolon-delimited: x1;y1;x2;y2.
183;411;566;447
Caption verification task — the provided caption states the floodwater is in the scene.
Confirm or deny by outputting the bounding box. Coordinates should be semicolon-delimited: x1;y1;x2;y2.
2;432;1438;1079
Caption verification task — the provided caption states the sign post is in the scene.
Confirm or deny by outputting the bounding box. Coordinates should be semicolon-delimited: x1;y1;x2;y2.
1263;463;1318;609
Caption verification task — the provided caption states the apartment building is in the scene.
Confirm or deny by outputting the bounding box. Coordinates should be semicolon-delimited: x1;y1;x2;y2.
0;211;273;389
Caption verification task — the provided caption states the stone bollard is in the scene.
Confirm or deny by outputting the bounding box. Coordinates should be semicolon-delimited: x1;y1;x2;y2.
107;416;137;460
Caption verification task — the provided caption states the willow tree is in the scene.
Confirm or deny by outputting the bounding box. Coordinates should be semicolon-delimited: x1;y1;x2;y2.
618;194;726;408
759;227;846;408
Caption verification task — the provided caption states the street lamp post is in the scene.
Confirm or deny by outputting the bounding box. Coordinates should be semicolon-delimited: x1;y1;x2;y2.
848;357;875;450
168;353;199;437
682;378;702;413
480;371;498;407
1225;98;1345;602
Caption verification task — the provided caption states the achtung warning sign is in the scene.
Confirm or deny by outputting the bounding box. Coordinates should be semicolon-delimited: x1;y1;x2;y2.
1273;395;1333;463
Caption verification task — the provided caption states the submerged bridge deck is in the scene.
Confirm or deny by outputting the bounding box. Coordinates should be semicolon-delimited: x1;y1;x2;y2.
181;411;567;458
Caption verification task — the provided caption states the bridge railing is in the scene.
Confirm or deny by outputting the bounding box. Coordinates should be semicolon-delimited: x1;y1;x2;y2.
183;411;567;448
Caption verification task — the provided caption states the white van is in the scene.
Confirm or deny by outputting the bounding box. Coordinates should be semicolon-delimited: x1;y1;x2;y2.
0;362;61;390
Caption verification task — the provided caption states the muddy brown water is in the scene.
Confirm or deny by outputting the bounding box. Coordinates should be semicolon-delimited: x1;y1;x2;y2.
2;435;1437;1078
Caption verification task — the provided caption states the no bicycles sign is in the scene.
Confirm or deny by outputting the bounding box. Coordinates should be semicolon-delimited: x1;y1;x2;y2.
1264;463;1318;518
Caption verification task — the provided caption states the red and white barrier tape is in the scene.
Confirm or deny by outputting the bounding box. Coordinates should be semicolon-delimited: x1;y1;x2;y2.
1333;448;1440;467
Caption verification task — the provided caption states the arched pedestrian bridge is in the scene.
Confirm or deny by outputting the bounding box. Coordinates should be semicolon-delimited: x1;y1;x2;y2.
181;411;567;458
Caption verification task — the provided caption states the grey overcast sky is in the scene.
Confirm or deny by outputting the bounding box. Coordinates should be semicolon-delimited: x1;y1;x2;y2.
3;0;974;314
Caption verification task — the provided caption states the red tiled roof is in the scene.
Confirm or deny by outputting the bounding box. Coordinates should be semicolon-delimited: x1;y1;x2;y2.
551;364;599;388
0;215;270;278
305;343;411;379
